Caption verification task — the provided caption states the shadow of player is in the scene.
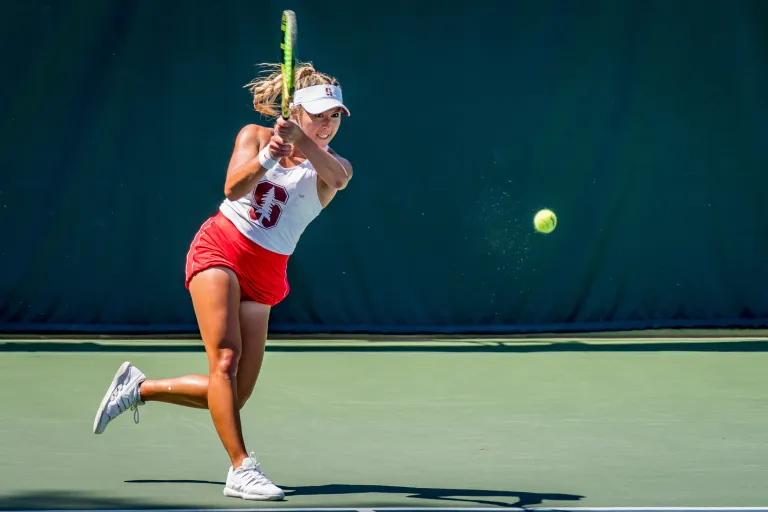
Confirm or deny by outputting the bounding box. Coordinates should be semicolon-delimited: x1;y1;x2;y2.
282;483;584;508
124;479;584;508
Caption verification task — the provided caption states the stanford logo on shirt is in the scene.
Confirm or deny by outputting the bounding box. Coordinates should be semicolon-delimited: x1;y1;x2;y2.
249;181;288;229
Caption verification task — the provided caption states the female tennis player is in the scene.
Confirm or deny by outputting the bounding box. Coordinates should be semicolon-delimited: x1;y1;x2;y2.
91;62;352;501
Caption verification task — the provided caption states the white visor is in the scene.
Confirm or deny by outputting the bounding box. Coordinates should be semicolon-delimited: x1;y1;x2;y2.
292;84;350;116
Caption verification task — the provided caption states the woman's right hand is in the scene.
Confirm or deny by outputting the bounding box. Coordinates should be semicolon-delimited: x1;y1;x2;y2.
267;134;292;160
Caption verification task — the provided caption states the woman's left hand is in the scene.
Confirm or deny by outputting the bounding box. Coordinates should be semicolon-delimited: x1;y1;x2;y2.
274;117;306;144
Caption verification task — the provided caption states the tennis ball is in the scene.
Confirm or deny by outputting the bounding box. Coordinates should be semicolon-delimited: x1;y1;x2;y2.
533;209;557;234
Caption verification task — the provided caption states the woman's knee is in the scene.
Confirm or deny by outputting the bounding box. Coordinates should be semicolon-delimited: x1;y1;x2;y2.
189;266;244;381
209;345;241;379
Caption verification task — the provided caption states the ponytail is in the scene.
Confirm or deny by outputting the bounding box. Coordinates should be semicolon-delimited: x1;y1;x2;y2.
244;61;341;119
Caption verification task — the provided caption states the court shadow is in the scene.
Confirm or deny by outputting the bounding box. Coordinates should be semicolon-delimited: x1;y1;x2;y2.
0;489;199;510
3;339;768;353
269;340;768;353
281;483;584;508
124;480;584;508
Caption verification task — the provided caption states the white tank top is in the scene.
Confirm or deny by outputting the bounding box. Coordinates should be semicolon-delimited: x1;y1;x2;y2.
219;159;323;255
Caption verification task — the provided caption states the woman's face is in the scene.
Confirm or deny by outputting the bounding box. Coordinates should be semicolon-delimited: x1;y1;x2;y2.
295;106;342;146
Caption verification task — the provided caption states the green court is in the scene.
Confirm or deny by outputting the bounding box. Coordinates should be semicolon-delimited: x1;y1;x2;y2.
2;334;767;511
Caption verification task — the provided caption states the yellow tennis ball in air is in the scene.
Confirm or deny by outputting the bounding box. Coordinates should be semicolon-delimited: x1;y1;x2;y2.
533;209;557;234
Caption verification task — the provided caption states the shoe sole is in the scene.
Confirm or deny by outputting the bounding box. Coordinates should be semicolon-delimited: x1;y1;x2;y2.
92;361;132;435
223;488;285;501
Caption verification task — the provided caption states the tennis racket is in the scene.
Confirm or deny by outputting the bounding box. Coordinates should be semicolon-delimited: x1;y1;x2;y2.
280;10;297;120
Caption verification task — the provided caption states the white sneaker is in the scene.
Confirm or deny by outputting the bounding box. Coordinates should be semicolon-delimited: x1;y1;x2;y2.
223;453;285;501
92;361;146;434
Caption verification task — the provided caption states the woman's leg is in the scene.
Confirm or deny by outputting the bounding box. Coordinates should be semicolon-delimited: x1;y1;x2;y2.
91;266;244;450
234;300;270;409
185;266;248;466
92;267;283;499
138;301;270;411
100;270;271;469
182;275;280;500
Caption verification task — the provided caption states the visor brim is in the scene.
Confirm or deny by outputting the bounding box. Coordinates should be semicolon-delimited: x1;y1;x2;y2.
300;99;351;117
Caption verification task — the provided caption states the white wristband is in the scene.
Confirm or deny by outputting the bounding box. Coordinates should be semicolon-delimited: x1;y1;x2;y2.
258;146;279;169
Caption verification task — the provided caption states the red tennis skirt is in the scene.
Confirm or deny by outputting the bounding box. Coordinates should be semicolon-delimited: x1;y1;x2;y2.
184;211;290;306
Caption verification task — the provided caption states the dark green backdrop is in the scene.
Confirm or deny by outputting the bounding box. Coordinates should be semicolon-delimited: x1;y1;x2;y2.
1;0;767;333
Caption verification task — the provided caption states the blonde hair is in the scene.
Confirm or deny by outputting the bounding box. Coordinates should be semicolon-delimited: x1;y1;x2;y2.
244;61;341;119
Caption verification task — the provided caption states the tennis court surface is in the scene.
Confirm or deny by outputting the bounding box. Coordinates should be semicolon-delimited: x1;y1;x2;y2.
1;333;767;511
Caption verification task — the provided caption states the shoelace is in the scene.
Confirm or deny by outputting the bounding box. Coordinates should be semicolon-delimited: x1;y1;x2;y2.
237;455;272;487
107;383;140;424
